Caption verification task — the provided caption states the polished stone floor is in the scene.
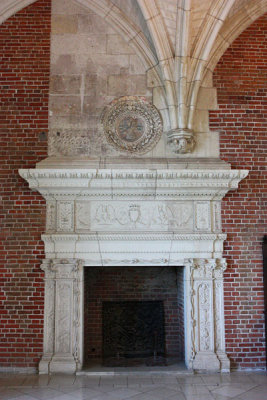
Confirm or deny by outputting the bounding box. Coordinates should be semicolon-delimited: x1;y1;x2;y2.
0;372;267;400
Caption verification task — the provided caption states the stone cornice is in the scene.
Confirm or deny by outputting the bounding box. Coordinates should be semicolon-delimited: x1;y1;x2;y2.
42;233;227;242
19;168;248;201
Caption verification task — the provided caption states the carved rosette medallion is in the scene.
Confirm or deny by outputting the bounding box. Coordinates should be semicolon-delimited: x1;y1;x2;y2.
101;96;162;154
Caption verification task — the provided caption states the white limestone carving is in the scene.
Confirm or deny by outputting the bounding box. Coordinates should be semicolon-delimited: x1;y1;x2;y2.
18;165;247;373
39;259;84;374
195;202;211;231
19;168;249;205
198;282;212;351
213;259;230;371
212;201;222;232
167;129;195;154
76;201;193;231
39;260;55;374
46;200;56;232
57;201;74;232
49;130;91;157
186;258;230;372
101;96;163;154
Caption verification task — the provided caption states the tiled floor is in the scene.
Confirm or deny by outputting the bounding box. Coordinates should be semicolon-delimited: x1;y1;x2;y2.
0;372;267;400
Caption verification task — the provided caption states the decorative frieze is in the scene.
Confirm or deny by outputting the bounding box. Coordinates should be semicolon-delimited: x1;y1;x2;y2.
76;201;193;232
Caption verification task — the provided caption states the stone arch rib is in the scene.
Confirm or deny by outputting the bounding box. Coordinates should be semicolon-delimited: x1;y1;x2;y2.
0;0;166;106
204;1;267;78
186;0;235;130
0;0;36;24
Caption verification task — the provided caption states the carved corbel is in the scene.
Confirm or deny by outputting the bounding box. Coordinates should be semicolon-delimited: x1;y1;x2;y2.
167;128;195;154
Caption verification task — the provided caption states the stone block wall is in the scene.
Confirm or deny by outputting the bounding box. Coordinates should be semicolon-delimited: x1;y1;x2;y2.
49;0;152;158
0;0;50;369
84;267;184;363
210;13;267;370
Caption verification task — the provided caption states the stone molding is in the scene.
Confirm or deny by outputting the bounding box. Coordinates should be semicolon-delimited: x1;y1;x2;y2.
19;168;248;201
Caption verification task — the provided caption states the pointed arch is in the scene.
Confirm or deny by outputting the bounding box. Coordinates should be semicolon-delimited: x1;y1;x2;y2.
186;0;234;129
0;0;165;105
204;0;267;78
0;0;36;24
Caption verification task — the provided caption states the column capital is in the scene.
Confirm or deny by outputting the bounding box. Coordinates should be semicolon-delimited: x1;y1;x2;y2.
185;258;227;280
50;259;84;279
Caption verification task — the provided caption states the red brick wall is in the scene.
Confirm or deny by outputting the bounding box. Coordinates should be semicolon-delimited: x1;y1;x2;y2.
210;14;267;370
0;0;50;369
84;267;184;363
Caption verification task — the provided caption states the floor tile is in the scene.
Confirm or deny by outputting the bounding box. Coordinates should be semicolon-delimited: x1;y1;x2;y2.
19;387;64;400
145;385;181;399
0;388;25;400
128;393;158;400
74;376;101;388
164;391;187;400
211;383;256;399
10;396;39;400
48;375;76;387
177;376;204;385
66;387;105;399
235;387;267;400
248;373;267;384
211;395;232;400
180;384;211;395
0;372;267;400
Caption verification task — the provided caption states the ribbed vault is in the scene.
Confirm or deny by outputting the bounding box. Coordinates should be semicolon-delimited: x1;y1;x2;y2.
1;0;267;149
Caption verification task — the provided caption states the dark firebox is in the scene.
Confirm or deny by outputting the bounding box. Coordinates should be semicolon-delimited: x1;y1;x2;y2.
102;301;165;363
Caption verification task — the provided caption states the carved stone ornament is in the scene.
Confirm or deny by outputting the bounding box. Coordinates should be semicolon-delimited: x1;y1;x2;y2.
101;96;163;154
167;128;195;154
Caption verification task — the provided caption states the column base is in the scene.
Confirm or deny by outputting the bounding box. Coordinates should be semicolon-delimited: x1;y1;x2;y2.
39;354;53;374
192;351;220;372
49;354;77;374
216;351;230;372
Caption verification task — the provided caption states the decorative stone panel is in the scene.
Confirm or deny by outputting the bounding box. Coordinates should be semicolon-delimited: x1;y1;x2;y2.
76;201;193;232
101;96;163;154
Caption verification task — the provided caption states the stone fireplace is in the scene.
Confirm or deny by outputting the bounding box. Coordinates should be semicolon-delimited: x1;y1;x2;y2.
19;158;248;374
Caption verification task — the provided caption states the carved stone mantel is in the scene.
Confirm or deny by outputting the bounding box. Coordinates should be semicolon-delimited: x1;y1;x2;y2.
19;159;248;373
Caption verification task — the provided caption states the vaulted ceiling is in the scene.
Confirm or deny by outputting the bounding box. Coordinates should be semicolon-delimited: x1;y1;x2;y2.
1;0;267;139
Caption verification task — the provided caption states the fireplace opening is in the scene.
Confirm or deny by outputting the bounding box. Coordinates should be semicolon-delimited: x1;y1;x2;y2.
84;266;185;368
102;300;165;366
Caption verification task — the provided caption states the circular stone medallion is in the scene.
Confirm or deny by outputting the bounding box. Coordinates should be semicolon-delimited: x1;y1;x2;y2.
101;96;162;154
